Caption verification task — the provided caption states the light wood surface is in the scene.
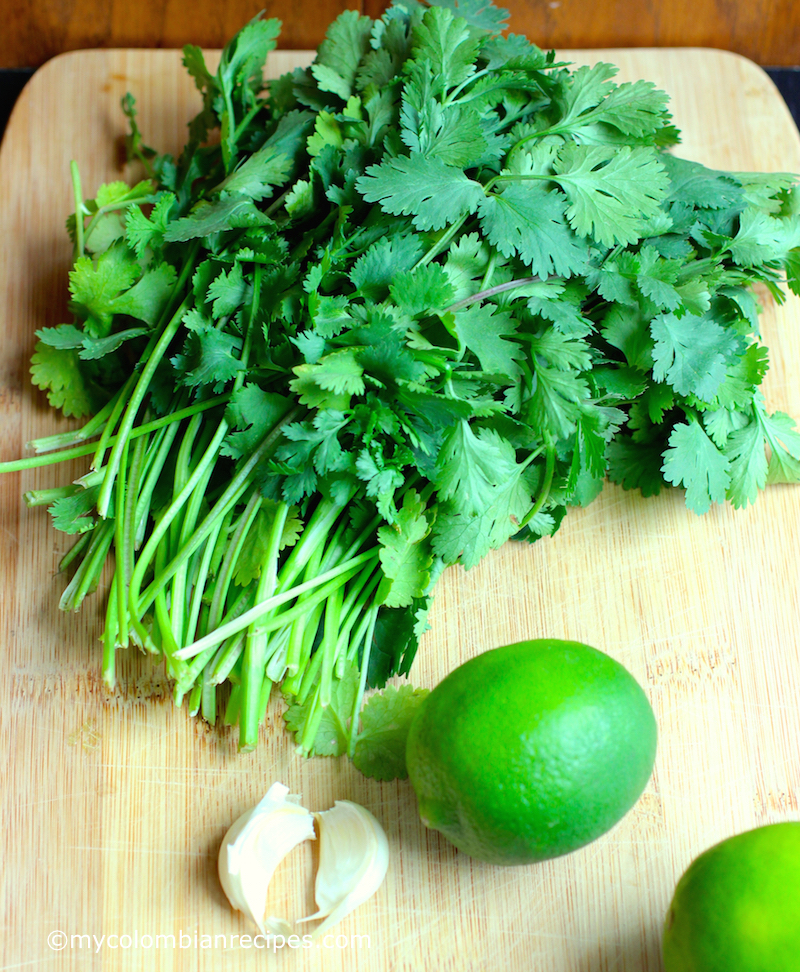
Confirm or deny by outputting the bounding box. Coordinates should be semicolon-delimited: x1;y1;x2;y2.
1;47;799;972
3;0;800;68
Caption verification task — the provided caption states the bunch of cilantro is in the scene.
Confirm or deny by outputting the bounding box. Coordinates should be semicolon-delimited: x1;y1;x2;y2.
4;0;800;781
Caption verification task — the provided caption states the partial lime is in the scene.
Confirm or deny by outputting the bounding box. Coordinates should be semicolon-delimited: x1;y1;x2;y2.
663;822;800;971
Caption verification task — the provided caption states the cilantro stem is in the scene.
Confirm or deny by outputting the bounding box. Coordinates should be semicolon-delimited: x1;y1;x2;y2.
170;422;219;645
319;583;344;708
519;439;556;528
282;601;324;694
239;501;290;751
413;213;470;269
58;520;115;612
133;421;182;546
283;542;326;681
5;394;229;472
23;485;77;507
128;418;230;628
28;393;122;454
90;372;138;472
102;573;119;689
70;161;85;258
299;684;325;753
59;531;92;573
208;489;261;631
114;438;130;647
133;405;304;619
347;602;380;759
173;548;379;661
443;275;542;314
444;67;492;106
96;238;200;518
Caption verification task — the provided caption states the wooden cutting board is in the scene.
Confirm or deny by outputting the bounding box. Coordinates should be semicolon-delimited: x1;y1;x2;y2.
1;46;799;972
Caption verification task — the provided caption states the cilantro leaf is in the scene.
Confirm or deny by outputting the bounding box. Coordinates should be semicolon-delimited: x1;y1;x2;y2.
30;343;98;418
650;311;739;400
125;194;175;255
390;263;456;316
606;436;665;497
378;490;434;608
171;311;244;390
352;685;430;781
411;5;482;96
350;234;424;301
357;153;485;231
216;146;292;201
724;418;768;509
48;485;99;535
283;666;358;756
756;405;800;485
163;195;272;242
312;10;373;101
478;183;589;277
662;421;731;514
452;303;522;377
552;144;670;247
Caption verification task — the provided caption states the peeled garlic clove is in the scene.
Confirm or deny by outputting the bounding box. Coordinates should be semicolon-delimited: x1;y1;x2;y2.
299;800;389;937
218;782;315;936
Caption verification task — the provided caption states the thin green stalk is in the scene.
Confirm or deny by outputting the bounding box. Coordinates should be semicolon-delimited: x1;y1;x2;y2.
187;681;203;717
97;293;193;518
184;518;225;649
91;371;138;472
0;395;227;475
209;631;247;686
70;161;85;257
282;600;325;692
134;405;304;617
444;275;541;315
128;418;229;624
119;427;148;649
24;485;77;507
207;489;261;631
174;549;380;661
413;212;470;269
201;675;217;724
239;502;290;751
276;494;351;594
58;520;115;612
278;540;325;679
28;392;121;454
133;421;181;545
114;439;130;647
347;603;380;759
519;439;556;528
319;584;344;708
224;684;241;726
299;684;324;752
59;531;93;573
153;538;185;679
102;573;119;690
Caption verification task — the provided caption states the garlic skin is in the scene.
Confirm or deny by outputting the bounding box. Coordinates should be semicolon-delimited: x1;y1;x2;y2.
299;800;390;937
218;782;315;937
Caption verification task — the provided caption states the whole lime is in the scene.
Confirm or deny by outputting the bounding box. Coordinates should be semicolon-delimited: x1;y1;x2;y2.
405;638;657;866
663;822;800;972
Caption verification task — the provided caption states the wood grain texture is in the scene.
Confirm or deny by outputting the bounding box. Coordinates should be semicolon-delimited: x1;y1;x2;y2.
1;47;799;972
0;0;358;68
2;0;800;68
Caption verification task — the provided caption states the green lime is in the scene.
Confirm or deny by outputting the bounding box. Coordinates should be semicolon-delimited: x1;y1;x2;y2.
405;638;657;866
663;822;800;971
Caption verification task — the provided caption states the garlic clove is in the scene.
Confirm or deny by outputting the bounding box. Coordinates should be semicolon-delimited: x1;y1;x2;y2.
218;781;315;937
298;800;389;937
